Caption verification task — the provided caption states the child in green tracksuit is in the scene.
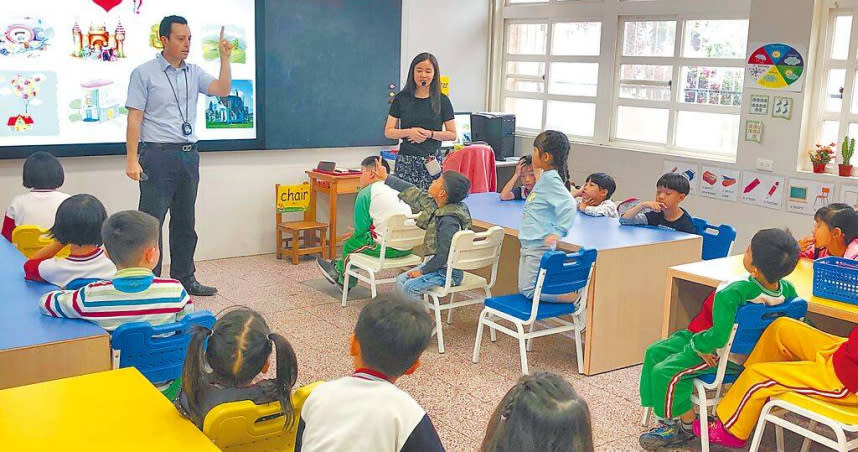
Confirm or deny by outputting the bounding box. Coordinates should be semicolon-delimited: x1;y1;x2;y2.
316;156;413;290
638;228;800;450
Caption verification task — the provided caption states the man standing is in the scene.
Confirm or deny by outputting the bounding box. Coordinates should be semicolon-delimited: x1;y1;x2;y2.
125;16;233;296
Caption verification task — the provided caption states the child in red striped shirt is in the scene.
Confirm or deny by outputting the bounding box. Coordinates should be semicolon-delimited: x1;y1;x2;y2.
39;210;193;332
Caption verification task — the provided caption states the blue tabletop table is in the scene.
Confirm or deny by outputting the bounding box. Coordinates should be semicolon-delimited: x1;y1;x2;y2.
463;192;703;375
0;240;110;389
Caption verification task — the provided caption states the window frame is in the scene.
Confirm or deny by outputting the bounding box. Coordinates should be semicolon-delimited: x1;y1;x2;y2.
491;0;752;162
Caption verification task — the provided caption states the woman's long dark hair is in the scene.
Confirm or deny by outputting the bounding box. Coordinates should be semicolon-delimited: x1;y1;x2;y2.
181;308;299;428
481;372;594;452
402;52;442;115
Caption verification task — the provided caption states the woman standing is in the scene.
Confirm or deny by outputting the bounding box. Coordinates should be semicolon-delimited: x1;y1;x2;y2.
385;53;457;189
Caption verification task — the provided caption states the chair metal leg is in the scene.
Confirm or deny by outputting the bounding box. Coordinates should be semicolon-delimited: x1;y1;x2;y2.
640;407;651;427
341;262;353;307
695;383;710;452
516;322;528;375
526;323;534;352
775;425;784;452
369;270;377;299
430;294;445;354
473;309;487;363
799;421;816;452
748;405;772;452
574;325;585;374
446;293;455;324
835;427;848;452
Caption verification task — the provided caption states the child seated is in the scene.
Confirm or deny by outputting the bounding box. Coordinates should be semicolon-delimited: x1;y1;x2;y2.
38;210;194;331
499;155;536;201
295;297;444;452
2;151;70;241
620;173;696;233
316;156;413;290
638;228;799;450
481;372;594;452
571;172;618;217
701;318;858;448
799;203;858;259
374;160;472;304
176;308;298;429
24;194;116;289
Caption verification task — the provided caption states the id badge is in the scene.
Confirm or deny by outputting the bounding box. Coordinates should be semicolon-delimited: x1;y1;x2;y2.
182;122;193;136
424;158;442;177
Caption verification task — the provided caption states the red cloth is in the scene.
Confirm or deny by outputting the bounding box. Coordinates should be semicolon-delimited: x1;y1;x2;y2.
442;144;497;193
833;326;858;393
687;291;717;333
2;215;15;242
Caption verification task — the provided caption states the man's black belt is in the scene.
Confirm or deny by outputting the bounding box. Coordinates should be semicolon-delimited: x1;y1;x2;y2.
143;142;197;152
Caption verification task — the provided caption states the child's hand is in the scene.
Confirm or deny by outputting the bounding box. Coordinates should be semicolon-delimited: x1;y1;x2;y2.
697;351;718;367
798;236;814;250
407;269;423;278
374;158;388;179
641;201;667;212
514;161;525;178
577;197;593;211
544;234;560;248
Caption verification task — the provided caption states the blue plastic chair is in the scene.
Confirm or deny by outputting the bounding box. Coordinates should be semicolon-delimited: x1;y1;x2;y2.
111;311;216;392
692;217;737;260
642;297;807;452
472;248;597;375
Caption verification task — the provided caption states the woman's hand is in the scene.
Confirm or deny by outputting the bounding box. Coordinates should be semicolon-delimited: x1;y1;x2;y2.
405;128;430;143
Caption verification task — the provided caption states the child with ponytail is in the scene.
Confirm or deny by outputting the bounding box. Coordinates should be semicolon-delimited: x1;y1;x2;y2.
176;308;299;429
517;130;579;302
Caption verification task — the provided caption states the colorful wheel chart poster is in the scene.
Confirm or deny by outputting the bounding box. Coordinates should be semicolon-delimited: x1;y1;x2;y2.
745;43;806;92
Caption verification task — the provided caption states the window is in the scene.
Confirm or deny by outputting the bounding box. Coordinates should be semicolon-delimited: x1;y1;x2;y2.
503;20;602;138
613;18;748;157
811;8;858;159
493;1;750;161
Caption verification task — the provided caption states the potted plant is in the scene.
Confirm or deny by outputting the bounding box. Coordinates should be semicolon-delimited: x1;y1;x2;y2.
841;136;855;177
809;142;836;173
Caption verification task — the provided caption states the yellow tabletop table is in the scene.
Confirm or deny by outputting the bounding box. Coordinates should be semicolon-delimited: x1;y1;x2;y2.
0;367;219;452
662;255;858;337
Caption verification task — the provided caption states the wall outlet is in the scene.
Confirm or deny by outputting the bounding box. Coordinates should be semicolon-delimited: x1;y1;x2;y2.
756;158;774;172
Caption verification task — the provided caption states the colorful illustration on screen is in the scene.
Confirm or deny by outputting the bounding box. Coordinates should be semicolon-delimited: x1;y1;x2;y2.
68;79;127;123
205;79;253;129
148;23;163;49
71;19;126;62
0;71;58;137
0;17;53;57
132;0;143;14
92;0;122;13
202;25;246;63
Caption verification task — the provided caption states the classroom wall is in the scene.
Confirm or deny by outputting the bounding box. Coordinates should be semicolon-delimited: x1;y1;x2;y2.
0;0;490;265
516;0;825;251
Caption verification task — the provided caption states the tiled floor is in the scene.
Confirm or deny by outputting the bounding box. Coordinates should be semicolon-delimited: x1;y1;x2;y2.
182;254;839;451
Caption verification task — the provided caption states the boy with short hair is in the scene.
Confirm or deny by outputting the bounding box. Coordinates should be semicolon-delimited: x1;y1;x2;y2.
620;173;696;233
39;210;194;331
499;155;536;201
571;172;618;217
374;160;472;303
638;228;800;449
295;297;444;452
316;156;413;290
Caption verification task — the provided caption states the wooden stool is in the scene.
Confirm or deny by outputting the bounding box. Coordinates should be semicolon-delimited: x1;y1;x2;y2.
276;221;328;264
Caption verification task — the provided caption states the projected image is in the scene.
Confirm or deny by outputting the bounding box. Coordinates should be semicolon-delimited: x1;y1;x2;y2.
0;18;54;57
0;71;58;137
0;0;257;150
206;79;253;129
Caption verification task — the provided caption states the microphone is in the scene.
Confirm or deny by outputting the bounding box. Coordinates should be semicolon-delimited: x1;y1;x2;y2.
421;81;427;87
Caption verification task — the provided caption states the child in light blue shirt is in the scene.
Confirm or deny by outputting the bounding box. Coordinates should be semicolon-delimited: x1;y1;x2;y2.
518;130;578;303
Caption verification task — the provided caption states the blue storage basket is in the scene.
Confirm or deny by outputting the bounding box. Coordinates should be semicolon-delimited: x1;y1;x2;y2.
813;257;858;305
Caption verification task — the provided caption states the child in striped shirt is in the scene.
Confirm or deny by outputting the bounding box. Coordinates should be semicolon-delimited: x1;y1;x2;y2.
24;194;116;289
39;210;194;332
571;172;618;217
2;151;69;241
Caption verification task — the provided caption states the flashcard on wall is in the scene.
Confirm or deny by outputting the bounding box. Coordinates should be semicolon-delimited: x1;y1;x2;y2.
663;160;700;194
700;166;740;202
842;185;858;210
741;171;785;210
749;95;770;115
786;178;835;215
772;96;793;119
745;120;763;143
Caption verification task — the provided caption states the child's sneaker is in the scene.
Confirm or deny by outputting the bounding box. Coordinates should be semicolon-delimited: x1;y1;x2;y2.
639;421;694;450
316;258;340;286
693;418;746;448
